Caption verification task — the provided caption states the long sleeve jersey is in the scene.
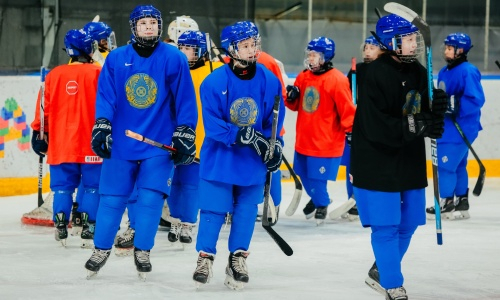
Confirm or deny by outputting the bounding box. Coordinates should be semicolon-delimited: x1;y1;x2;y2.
200;64;285;186
351;53;431;192
95;42;197;160
285;68;355;157
31;62;102;165
437;61;485;144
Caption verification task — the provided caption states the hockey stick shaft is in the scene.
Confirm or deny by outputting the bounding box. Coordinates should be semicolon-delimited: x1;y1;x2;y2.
37;66;47;207
282;155;302;192
452;120;486;196
262;96;293;256
375;7;382;19
495;60;500;70
125;130;200;164
205;33;214;72
351;57;357;105
384;2;443;245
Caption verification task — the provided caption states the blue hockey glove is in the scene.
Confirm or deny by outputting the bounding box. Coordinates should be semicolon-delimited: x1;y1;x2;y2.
235;126;270;163
266;141;283;172
431;88;448;116
403;113;444;140
91;118;112;159
346;132;352;147
31;130;48;157
171;125;196;165
286;85;300;103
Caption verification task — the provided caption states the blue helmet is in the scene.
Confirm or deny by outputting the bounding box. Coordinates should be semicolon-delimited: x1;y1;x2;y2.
220;22;261;65
84;21;116;51
64;29;94;57
306;36;335;61
364;36;380;47
444;33;472;54
235;21;259;36
376;14;418;50
177;30;207;66
129;5;162;46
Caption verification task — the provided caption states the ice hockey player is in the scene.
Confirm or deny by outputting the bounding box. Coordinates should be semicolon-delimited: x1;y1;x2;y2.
165;15;199;45
84;4;197;280
350;14;447;300
425;32;485;220
30;29;102;248
285;36;355;225
337;36;382;221
165;29;224;245
83;21;116;66
192;21;284;290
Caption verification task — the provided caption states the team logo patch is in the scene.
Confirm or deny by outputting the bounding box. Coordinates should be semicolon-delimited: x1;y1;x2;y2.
442;156;448;163
402;90;421;116
319;166;326;174
125;73;158;109
230;97;258;126
66;81;78;95
302;86;320;113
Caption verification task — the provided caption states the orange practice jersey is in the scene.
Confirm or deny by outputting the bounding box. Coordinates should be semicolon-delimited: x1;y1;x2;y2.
31;62;102;165
286;68;355;157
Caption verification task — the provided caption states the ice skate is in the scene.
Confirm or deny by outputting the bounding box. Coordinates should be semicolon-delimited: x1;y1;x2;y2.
54;212;68;246
193;251;215;288
179;222;194;244
224;250;249;290
315;206;328;226
386;286;407;300
158;201;172;231
168;221;181;243
85;248;111;279
365;262;385;295
70;203;82;236
302;199;316;219
114;227;135;256
454;191;470;220
80;213;95;249
134;248;152;281
426;197;455;220
343;204;359;221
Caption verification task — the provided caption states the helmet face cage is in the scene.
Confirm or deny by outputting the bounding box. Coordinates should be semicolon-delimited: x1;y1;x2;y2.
129;5;162;46
64;29;94;57
221;23;261;67
392;31;424;63
303;37;335;71
303;50;325;71
177;31;207;67
168;16;199;44
107;31;117;50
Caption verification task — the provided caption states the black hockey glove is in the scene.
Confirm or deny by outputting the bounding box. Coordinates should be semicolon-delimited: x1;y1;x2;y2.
286;85;300;103
235;126;271;163
431;89;448;116
403;113;445;140
171;125;196;165
31;130;48;157
91;118;112;159
346;132;352;147
266;141;283;172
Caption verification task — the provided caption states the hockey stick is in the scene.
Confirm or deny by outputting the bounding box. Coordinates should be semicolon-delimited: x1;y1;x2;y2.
92;15;100;22
384;2;443;245
495;60;500;70
374;7;382;19
262;95;293;256
205;33;214;72
37;66;47;207
452;119;486;196
283;155;303;216
125;130;200;164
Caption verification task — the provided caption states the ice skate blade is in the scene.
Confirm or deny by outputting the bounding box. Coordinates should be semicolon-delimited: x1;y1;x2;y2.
114;247;133;257
452;211;470;220
346;214;359;222
305;212;315;220
71;226;82;236
316;219;325;226
426;213;436;220
138;272;147;281
86;270;98;280
224;275;246;290
81;239;94;249
365;276;385;295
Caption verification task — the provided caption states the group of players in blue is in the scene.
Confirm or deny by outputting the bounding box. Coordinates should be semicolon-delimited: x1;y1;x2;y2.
31;3;485;299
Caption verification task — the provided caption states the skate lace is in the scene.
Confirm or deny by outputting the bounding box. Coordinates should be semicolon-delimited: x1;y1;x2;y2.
181;223;193;237
135;250;150;264
90;249;110;264
195;254;213;277
231;253;248;274
121;228;135;242
170;222;181;236
386;287;407;300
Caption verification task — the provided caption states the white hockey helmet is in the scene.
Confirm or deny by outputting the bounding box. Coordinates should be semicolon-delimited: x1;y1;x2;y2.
167;16;199;44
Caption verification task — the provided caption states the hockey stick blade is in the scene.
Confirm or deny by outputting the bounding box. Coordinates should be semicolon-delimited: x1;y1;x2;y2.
125;130;200;164
283;155;303;216
329;198;356;220
262;224;293;256
92;15;100;22
473;167;486;196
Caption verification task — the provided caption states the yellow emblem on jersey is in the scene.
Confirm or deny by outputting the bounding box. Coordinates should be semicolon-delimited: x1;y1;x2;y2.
302;86;320;113
402;90;422;116
125;73;158;109
230;97;258;126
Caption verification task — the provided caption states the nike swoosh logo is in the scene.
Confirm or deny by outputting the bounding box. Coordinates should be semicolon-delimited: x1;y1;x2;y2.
222;90;227;95
125;63;133;66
